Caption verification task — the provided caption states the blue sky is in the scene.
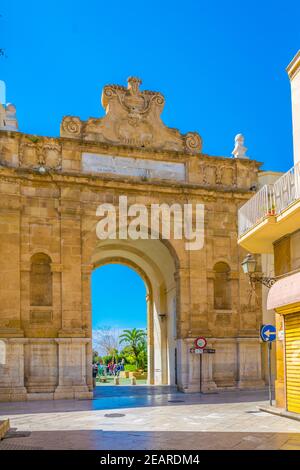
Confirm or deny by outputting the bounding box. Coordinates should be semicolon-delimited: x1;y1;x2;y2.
1;0;300;329
91;265;146;330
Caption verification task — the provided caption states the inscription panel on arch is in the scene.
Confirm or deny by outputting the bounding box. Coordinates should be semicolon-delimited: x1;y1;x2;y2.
82;153;186;182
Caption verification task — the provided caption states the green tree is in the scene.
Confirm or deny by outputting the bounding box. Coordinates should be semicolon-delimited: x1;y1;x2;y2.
119;328;147;368
119;345;136;365
136;337;147;370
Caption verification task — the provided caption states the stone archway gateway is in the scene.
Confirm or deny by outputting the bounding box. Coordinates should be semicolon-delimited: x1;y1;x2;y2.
90;238;178;387
0;77;265;401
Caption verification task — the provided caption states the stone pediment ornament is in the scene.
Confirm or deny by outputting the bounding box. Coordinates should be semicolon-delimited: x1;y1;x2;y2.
19;137;62;170
60;77;202;154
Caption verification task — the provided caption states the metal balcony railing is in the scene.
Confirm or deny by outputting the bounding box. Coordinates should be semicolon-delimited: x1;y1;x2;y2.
238;184;275;237
238;161;300;238
273;161;300;214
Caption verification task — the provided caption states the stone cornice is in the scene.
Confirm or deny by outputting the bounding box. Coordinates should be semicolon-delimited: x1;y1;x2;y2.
287;50;300;80
0;165;257;201
0;129;262;169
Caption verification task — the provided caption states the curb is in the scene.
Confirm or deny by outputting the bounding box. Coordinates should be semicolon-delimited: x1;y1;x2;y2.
258;406;300;422
0;419;10;440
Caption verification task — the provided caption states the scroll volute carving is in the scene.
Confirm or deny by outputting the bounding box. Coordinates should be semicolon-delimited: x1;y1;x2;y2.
60;77;202;154
60;116;82;138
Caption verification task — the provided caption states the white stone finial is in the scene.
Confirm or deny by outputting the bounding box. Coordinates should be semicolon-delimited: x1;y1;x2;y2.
4;103;18;131
0;103;5;129
0;80;6;105
0;81;19;131
232;133;249;159
0;101;18;131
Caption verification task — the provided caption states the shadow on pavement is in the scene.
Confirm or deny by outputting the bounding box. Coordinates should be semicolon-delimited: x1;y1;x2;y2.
0;386;269;417
0;429;298;450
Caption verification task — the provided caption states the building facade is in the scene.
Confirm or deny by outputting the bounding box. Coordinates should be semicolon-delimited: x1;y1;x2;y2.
0;77;265;401
238;51;300;414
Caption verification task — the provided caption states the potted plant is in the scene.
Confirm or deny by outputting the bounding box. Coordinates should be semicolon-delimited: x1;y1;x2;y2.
268;204;276;216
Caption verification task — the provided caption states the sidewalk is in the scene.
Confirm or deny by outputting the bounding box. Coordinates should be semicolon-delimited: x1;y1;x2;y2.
0;388;300;450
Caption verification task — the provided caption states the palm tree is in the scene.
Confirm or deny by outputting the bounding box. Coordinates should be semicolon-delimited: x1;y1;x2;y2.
136;337;147;370
119;328;147;367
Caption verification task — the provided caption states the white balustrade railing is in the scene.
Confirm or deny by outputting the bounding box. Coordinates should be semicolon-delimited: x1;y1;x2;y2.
273;161;300;214
238;161;300;238
238;184;275;237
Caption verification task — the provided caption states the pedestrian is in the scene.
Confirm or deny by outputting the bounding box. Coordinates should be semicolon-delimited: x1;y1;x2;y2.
92;363;98;388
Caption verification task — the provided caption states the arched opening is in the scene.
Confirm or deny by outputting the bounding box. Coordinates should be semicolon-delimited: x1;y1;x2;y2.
87;237;178;388
91;263;148;386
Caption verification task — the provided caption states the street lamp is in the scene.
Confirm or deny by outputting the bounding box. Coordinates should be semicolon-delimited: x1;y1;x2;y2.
241;253;276;289
241;253;257;275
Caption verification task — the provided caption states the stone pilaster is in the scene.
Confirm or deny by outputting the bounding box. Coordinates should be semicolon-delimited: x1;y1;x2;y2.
0;338;27;402
174;268;191;339
0;202;22;335
212;338;238;388
237;338;265;388
58;201;84;336
24;339;58;395
146;293;155;385
81;264;94;391
54;338;92;400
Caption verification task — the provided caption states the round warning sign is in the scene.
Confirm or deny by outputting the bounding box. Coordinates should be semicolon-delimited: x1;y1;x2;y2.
194;336;207;350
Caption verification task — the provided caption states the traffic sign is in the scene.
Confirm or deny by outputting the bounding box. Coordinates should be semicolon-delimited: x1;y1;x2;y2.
260;324;276;342
190;348;216;354
260;324;276;406
194;336;207;349
195;349;203;354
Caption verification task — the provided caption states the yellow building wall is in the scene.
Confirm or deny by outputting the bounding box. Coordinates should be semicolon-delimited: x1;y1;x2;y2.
274;236;291;276
273;232;300;410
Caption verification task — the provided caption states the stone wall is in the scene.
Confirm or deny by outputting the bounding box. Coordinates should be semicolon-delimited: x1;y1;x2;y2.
0;128;265;401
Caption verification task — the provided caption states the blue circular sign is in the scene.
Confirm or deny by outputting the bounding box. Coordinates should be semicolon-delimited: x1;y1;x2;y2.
260;324;276;342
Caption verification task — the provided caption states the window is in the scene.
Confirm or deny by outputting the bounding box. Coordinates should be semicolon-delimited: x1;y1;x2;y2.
30;253;52;306
213;262;231;310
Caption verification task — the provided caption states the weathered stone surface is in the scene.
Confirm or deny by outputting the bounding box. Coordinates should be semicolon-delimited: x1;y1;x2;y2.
82;152;186;181
0;78;264;401
61;77;202;154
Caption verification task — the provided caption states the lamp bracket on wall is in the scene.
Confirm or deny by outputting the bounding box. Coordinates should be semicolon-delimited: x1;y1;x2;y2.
241;253;276;290
249;273;276;289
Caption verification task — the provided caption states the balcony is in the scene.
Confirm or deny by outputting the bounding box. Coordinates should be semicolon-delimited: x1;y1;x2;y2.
238;161;300;253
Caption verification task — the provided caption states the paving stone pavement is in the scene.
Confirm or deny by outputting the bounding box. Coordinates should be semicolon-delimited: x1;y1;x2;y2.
0;386;300;450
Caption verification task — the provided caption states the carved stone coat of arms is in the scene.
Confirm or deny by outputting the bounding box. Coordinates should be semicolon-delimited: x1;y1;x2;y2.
61;77;202;154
